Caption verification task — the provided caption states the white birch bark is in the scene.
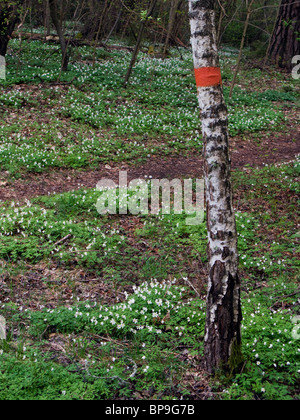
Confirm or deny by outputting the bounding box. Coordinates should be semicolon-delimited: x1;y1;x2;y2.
188;0;243;373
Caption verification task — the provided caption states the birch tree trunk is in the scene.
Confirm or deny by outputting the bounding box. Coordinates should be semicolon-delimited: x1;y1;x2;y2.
188;0;243;374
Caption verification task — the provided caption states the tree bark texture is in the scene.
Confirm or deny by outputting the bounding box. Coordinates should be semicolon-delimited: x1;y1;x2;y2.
269;0;300;69
44;0;51;37
188;0;242;374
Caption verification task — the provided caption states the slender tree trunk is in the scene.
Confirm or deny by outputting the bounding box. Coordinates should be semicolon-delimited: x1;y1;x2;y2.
92;0;110;66
49;0;69;71
163;0;180;57
269;0;300;69
188;0;243;374
105;4;124;44
216;8;225;47
94;0;110;43
45;0;51;37
229;0;254;98
263;2;281;69
123;0;158;87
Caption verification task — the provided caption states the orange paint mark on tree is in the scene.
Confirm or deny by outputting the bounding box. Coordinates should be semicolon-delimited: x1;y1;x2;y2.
194;67;222;87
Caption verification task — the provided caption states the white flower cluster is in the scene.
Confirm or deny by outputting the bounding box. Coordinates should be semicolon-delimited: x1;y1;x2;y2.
58;279;205;339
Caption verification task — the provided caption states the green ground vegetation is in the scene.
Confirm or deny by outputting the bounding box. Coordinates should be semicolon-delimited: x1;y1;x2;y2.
0;39;299;400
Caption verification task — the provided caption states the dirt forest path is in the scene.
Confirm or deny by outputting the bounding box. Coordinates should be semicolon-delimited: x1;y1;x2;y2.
0;130;299;204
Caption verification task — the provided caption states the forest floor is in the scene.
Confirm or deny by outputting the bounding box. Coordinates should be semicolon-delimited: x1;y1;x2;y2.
0;40;299;400
0;128;299;203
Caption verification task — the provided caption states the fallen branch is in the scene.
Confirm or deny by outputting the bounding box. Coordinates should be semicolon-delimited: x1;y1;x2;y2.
182;276;201;297
269;288;300;310
54;234;72;247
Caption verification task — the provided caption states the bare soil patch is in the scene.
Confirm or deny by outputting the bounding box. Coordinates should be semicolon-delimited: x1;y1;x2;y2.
0;131;299;204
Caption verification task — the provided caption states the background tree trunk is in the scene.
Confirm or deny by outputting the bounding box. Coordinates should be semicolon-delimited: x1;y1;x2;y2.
229;0;254;98
188;0;243;374
0;4;20;57
123;0;158;87
105;3;124;44
269;0;300;69
163;0;180;57
49;0;69;71
44;0;51;37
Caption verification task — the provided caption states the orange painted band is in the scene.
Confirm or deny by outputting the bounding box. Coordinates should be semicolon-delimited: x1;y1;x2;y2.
194;67;222;87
